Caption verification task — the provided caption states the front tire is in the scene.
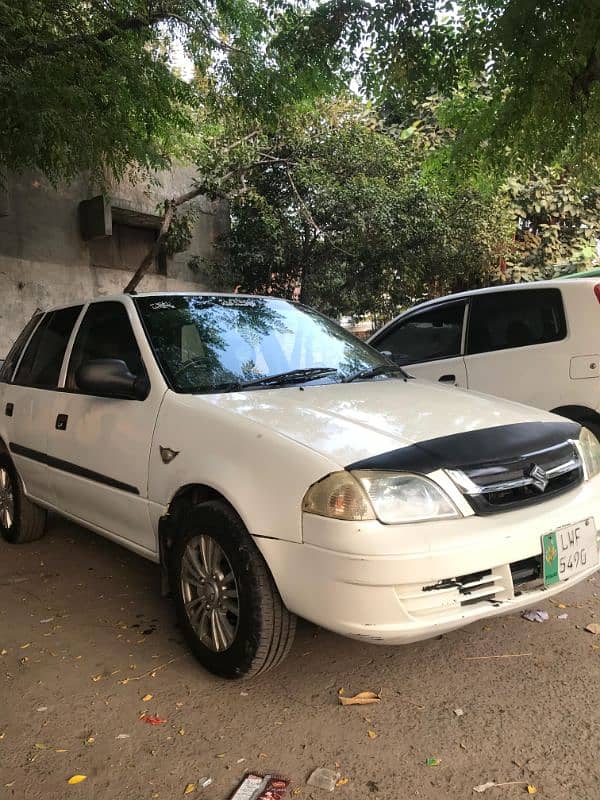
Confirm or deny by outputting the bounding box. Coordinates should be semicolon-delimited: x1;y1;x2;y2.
169;500;296;679
0;454;47;544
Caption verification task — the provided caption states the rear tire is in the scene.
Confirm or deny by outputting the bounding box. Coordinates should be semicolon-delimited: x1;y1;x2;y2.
169;499;296;679
0;454;47;544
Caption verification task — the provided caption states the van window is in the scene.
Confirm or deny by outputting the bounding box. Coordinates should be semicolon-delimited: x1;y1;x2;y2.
374;301;466;365
467;289;566;355
13;306;83;388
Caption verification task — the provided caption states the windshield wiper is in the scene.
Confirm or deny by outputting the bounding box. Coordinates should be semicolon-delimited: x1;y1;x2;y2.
234;367;339;390
342;364;409;384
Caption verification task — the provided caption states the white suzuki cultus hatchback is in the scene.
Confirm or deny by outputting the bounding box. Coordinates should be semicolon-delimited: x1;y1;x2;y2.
1;292;600;678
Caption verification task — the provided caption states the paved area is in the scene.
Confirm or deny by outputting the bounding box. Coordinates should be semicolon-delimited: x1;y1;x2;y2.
2;515;600;799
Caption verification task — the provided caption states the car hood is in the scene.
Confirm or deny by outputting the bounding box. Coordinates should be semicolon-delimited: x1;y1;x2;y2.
203;378;568;469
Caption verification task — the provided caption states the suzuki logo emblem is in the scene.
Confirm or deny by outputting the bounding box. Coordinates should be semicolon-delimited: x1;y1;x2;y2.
526;463;549;492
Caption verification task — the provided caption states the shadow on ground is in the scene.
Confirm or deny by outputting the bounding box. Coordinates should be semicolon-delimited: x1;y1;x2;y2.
1;516;600;799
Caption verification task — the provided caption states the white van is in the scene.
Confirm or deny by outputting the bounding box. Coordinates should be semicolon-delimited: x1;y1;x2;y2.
369;278;600;439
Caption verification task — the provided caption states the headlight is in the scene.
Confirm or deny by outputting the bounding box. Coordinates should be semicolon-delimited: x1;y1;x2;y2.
302;470;461;524
578;427;600;479
354;471;461;524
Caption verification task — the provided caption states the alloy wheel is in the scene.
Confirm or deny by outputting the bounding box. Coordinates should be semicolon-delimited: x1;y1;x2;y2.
180;534;239;652
0;467;14;530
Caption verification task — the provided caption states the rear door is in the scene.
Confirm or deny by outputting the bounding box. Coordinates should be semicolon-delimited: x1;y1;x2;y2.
3;306;83;503
463;287;568;408
371;300;468;387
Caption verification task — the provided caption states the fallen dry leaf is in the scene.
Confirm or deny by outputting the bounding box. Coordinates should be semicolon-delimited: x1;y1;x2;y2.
4;781;15;788
139;714;166;726
527;787;537;796
20;643;31;649
184;783;196;795
216;753;226;758
67;774;87;785
473;781;528;793
585;623;600;635
367;730;378;740
142;694;153;702
339;691;381;707
336;777;349;787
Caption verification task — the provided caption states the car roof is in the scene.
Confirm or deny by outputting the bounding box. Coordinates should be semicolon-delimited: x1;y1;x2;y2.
40;291;278;315
397;276;600;314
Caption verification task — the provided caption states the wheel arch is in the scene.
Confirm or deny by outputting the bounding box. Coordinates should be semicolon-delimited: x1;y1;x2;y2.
157;482;248;596
551;404;600;430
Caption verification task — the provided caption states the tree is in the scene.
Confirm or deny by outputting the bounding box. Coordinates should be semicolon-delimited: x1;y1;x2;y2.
196;98;508;322
0;0;320;183
294;0;600;179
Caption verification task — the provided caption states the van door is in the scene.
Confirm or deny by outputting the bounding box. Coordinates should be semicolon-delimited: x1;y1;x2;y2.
371;300;468;387
463;288;568;408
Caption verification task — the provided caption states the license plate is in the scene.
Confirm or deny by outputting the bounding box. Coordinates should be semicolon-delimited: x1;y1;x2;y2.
542;518;598;586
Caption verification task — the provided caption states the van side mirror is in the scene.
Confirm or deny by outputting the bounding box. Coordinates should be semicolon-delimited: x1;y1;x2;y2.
76;359;149;400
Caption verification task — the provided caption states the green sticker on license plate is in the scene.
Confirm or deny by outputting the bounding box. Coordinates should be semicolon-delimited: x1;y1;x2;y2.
542;532;560;585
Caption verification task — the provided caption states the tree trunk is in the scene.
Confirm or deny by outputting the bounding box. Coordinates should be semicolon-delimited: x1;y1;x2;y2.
123;184;208;293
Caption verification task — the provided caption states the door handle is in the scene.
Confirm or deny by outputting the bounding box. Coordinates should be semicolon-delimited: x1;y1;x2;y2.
5;402;13;417
55;414;68;431
438;374;456;384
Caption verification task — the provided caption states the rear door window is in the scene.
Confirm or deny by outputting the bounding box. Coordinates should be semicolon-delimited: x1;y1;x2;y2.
14;306;83;388
467;289;566;355
374;301;466;365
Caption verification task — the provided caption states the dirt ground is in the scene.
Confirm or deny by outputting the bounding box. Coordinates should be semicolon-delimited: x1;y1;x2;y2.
2;516;600;800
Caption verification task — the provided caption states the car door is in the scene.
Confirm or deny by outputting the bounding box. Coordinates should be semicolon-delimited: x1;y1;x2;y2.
45;299;166;554
371;300;468;387
3;307;83;505
463;287;568;408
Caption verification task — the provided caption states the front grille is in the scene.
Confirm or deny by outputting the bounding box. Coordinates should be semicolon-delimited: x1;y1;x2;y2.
447;440;583;515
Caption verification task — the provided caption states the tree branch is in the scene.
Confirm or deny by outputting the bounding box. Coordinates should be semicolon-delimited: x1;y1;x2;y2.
571;42;600;101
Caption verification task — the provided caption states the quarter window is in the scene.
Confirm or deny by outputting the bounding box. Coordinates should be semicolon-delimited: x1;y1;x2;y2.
374;302;466;365
0;313;43;383
13;306;82;388
467;289;566;355
67;302;145;391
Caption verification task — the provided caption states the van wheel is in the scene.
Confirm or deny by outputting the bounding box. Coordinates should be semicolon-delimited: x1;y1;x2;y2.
169;500;296;679
0;454;47;544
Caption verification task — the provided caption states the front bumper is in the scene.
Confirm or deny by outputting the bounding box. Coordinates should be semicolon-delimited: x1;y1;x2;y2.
254;475;600;644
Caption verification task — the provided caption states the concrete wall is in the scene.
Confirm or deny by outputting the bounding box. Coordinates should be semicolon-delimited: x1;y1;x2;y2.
0;167;228;354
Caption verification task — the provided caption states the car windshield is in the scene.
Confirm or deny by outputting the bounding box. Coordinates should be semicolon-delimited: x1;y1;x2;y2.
135;295;393;394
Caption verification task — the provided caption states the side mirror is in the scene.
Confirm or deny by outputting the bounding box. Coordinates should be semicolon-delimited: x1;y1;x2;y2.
76;359;149;400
